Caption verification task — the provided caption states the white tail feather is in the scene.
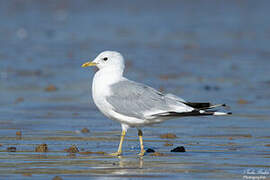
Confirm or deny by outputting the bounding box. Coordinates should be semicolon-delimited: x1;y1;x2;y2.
213;112;231;116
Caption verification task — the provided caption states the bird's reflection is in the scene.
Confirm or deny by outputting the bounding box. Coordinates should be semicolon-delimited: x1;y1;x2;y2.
117;156;143;168
110;156;144;175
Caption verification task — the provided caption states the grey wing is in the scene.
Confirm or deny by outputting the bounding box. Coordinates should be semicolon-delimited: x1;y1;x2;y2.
165;93;186;102
106;79;193;119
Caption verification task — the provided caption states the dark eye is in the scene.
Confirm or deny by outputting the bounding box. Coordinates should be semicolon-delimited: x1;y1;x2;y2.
103;57;108;61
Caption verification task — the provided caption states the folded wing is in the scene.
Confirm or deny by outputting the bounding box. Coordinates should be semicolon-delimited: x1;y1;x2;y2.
106;79;193;119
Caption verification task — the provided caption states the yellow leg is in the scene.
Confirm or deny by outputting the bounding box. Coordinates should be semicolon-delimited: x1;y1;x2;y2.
138;129;146;156
110;129;126;156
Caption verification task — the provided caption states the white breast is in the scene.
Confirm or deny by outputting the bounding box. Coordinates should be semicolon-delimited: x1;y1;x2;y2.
92;68;123;119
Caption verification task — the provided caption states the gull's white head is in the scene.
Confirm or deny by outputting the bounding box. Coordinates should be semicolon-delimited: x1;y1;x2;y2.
82;51;125;71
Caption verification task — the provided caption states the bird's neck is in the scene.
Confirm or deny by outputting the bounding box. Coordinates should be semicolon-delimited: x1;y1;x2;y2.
94;66;124;85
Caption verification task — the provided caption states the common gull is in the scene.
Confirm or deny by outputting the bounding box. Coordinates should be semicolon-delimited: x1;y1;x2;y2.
82;51;231;156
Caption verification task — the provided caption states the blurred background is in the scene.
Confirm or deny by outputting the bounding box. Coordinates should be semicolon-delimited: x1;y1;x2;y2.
0;0;270;179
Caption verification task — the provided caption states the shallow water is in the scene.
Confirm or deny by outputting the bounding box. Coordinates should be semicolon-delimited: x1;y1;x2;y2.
1;0;270;179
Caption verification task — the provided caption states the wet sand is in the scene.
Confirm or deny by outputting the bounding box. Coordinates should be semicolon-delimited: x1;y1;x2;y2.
1;0;270;179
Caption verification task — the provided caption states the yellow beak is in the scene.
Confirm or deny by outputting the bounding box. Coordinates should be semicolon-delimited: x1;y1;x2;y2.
81;61;98;67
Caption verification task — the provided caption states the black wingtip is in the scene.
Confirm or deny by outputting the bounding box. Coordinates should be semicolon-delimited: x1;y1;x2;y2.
222;104;226;107
227;112;232;115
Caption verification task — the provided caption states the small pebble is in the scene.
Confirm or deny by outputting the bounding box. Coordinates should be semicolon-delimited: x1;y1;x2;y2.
171;146;186;152
79;151;105;155
65;145;79;153
265;144;270;147
150;152;166;156
22;173;32;177
164;142;173;146
45;85;57;92
204;85;220;91
81;128;90;133
204;85;211;91
16;131;22;140
16;131;22;136
160;133;177;139
15;97;24;103
237;99;248;104
35;144;48;152
52;176;63;180
146;148;155;153
92;151;105;155
7;147;16;152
